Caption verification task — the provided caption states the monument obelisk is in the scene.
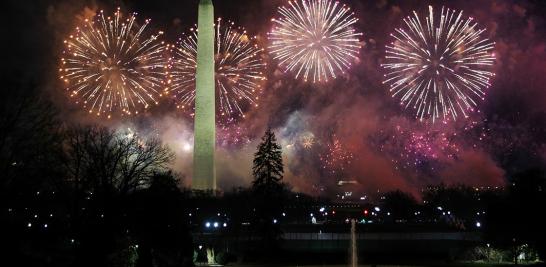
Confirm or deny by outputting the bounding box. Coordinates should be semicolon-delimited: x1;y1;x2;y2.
193;0;216;191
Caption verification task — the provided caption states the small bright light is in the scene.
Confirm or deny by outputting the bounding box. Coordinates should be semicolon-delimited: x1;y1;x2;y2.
44;224;48;228
476;221;481;228
273;219;277;224
135;244;139;248
205;222;211;228
437;206;443;211
27;223;32;228
374;207;380;212
182;142;192;152
310;213;314;217
213;222;219;228
223;222;227;227
199;245;203;249
319;207;325;212
282;212;286;217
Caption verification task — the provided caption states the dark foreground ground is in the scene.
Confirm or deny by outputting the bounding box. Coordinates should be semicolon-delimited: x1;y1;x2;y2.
226;263;545;267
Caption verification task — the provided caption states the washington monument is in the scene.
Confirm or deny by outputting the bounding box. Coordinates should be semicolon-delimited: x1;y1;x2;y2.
193;0;216;190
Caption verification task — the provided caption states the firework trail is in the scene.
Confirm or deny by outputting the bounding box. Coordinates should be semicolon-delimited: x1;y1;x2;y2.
60;8;168;118
268;0;363;83
168;18;266;124
382;6;496;123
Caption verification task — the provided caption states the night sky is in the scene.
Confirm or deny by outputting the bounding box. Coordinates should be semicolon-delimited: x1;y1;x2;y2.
4;0;546;197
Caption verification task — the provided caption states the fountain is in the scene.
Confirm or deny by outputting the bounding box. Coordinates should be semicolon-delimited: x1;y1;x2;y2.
350;219;358;267
206;248;216;265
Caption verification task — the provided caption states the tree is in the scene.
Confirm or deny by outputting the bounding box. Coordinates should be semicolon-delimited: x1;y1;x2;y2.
252;128;284;191
0;78;63;267
58;126;174;201
0;79;60;196
56;126;175;267
250;128;285;255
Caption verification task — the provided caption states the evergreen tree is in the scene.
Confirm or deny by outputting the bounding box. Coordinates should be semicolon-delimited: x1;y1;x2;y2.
251;128;285;255
252;128;284;190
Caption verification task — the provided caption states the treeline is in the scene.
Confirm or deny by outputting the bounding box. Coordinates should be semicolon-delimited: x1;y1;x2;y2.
0;81;194;266
377;177;546;263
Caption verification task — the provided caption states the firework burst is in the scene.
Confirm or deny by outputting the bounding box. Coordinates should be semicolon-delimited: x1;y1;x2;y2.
382;6;496;123
60;8;168;118
268;0;363;83
301;134;315;149
168;18;266;124
320;135;354;177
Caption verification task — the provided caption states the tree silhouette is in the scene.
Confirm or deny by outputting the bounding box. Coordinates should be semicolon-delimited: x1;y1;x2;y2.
0;79;60;196
250;128;285;256
252;128;284;191
0;79;62;267
55;126;175;267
